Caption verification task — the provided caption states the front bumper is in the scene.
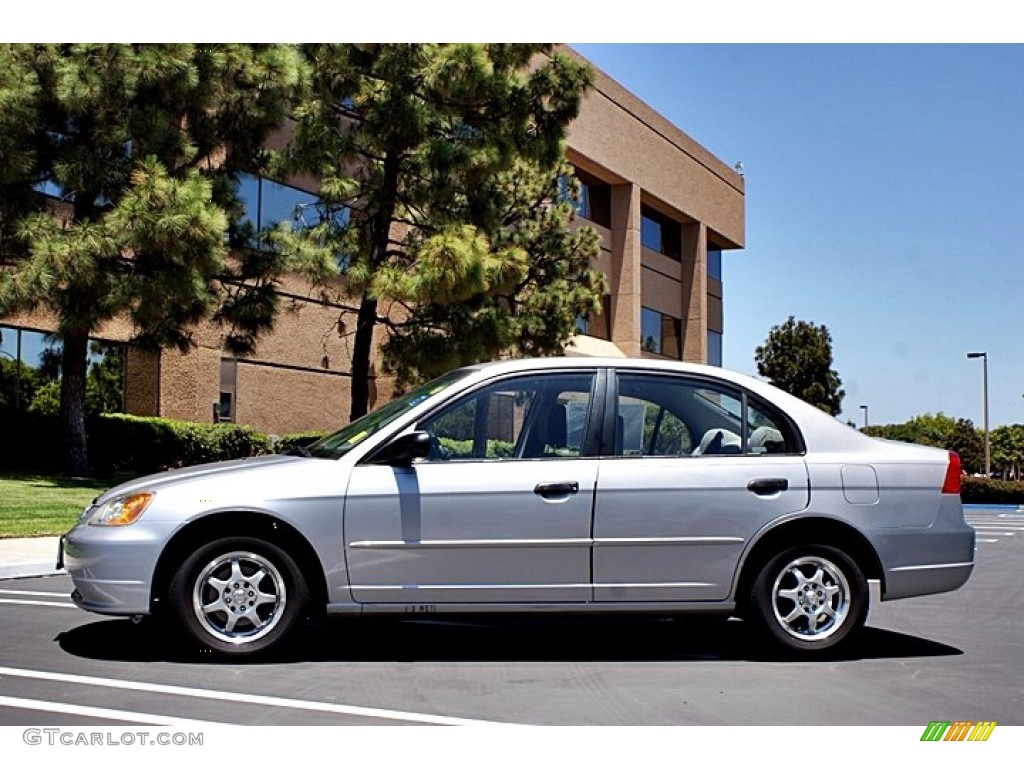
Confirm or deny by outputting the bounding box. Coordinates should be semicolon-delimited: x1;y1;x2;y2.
62;522;171;616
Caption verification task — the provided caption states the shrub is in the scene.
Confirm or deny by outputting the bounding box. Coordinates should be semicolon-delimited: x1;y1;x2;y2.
437;437;515;459
0;408;61;472
960;476;1024;505
89;414;270;474
273;431;329;454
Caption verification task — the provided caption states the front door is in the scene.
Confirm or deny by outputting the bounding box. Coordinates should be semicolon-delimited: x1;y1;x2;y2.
344;370;601;604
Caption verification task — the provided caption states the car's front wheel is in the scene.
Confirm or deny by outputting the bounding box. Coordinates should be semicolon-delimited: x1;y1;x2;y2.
169;537;308;656
750;545;867;654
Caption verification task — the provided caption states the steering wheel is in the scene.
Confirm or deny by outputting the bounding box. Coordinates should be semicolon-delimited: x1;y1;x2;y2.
426;433;451;461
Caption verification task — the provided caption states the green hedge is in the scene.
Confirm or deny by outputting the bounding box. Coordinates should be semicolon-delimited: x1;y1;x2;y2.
437;437;515;459
89;414;270;475
0;408;270;475
273;431;328;455
0;410;57;472
961;476;1024;505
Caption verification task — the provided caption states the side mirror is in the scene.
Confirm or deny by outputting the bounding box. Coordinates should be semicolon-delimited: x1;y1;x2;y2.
371;431;432;467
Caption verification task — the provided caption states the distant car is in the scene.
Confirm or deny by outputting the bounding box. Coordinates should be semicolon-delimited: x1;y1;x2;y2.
62;357;974;656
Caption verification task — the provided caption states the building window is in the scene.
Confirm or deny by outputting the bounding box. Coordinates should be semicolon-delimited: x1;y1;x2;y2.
640;213;661;253
235;174;351;269
0;325;124;415
238;173;320;233
85;341;126;415
570;168;612;228
574;295;612;341
707;330;723;367
640;205;681;260
707;249;722;281
236;174;349;240
641;307;681;359
33;178;65;199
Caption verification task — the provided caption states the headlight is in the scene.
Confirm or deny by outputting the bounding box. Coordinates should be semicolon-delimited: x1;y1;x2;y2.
88;492;155;526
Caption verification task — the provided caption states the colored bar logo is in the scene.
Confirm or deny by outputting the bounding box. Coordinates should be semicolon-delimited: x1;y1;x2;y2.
921;721;997;742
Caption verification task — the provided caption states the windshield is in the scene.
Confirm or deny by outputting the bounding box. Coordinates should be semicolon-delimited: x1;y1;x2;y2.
306;369;472;458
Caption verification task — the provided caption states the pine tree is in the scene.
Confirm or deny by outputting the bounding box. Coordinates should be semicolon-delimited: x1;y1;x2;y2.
0;44;327;475
276;44;605;418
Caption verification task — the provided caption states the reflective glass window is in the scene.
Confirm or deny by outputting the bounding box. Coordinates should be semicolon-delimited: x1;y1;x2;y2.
641;307;681;359
707;249;722;281
640;213;662;253
259;178;320;230
707;330;723;367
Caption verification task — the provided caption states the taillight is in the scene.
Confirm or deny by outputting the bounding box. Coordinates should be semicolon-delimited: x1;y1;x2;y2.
942;451;962;494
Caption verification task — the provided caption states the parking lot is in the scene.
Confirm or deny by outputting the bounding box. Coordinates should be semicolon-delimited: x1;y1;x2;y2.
0;506;1021;726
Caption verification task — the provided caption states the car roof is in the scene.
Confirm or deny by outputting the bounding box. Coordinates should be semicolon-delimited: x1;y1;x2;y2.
463;356;787;400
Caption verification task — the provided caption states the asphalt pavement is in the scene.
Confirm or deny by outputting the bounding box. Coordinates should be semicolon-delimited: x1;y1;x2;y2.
0;505;1022;727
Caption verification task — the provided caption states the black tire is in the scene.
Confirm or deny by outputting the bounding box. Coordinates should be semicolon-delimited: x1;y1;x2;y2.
168;536;309;656
750;545;867;655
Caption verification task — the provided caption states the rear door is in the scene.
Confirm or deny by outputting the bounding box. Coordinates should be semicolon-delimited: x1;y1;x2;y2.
593;371;809;602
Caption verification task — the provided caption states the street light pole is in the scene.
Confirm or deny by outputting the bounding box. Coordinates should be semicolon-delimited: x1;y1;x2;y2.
967;352;990;476
859;404;869;429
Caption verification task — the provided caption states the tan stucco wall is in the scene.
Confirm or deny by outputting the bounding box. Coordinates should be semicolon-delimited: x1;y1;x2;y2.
561;47;745;250
234;362;350;436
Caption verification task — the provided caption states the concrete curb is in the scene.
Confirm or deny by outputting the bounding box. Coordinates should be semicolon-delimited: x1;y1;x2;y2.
0;563;65;580
0;536;64;581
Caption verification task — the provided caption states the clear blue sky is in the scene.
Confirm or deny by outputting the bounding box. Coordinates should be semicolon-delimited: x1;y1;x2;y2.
572;44;1024;429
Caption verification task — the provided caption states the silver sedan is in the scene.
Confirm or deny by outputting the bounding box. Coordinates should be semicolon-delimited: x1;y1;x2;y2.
62;357;974;656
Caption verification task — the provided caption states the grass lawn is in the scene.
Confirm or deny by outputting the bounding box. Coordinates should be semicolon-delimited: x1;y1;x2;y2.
0;472;123;538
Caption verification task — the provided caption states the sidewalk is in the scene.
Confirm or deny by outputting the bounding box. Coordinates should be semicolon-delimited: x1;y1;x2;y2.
0;536;63;580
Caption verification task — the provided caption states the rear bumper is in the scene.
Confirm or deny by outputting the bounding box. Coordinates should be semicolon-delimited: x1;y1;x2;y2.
874;495;976;600
883;558;974;600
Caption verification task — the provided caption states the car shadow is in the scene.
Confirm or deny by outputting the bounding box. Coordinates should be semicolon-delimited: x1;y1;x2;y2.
55;615;963;665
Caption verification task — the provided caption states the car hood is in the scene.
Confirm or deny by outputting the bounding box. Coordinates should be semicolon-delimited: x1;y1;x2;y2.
91;454;314;506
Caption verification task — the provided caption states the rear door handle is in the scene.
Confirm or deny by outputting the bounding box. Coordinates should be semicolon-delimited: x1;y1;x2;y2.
747;478;789;496
534;481;579;497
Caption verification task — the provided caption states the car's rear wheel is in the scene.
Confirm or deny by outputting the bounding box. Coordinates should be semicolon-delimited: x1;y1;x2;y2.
169;537;308;656
750;545;867;654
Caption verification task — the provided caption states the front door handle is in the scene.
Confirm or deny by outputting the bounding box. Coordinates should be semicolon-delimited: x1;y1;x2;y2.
747;478;789;496
534;481;579;497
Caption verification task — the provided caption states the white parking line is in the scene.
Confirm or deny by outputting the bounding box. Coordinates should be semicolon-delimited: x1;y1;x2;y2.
0;695;230;727
970;531;1015;536
976;539;1000;544
0;666;510;726
0;589;70;598
0;598;78;609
